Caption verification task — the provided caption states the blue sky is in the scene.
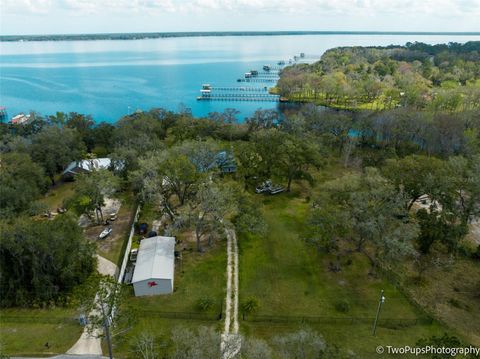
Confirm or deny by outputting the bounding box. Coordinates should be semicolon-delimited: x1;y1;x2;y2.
1;0;479;35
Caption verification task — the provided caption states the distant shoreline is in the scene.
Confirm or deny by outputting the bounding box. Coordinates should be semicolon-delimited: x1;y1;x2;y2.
2;31;480;42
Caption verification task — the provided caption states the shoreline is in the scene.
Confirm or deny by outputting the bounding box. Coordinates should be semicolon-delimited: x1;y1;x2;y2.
2;31;480;42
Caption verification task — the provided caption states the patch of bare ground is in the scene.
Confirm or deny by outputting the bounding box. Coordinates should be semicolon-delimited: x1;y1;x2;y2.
84;199;134;263
467;218;480;246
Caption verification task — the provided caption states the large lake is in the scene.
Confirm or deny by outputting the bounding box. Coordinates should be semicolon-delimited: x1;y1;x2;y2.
1;34;480;123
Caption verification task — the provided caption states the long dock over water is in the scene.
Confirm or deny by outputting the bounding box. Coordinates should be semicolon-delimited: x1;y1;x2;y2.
197;94;280;102
195;57;304;103
210;86;269;92
236;78;278;83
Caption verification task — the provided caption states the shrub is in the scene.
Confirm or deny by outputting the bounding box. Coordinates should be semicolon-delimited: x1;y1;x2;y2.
334;299;350;313
241;297;259;319
196;296;215;312
472;245;480;260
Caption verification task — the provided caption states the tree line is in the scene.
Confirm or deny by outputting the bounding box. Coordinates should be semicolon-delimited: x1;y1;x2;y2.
277;42;480;111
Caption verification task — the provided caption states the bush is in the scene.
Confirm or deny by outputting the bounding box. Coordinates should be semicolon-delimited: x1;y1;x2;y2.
241;297;259;319
196;296;215;312
334;299;350;313
448;298;470;311
448;298;461;308
472;245;480;260
27;201;49;216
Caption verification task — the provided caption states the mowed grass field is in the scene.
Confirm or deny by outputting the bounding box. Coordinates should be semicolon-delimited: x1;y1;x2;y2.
0;307;82;356
112;238;227;356
239;189;447;358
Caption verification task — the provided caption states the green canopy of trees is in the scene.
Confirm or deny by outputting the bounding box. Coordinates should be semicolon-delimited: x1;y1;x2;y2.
277;42;480;111
0;152;48;217
0;215;96;307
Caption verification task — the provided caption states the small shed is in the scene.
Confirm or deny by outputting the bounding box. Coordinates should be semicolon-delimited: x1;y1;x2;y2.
131;236;175;296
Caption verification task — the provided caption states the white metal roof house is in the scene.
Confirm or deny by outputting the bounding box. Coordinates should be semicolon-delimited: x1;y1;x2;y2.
62;158;119;180
131;236;175;296
11;113;32;125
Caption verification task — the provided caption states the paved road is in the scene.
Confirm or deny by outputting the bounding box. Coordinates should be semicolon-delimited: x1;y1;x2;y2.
66;256;117;356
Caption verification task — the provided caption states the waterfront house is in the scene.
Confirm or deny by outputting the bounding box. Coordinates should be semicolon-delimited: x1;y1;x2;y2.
10;113;32;125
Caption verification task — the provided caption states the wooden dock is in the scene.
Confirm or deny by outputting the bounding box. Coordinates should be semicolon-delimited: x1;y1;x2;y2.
237;78;278;83
195;61;288;102
210;86;269;92
197;93;280;102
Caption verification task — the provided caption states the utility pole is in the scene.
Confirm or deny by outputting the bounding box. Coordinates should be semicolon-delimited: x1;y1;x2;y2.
100;301;113;359
372;289;385;336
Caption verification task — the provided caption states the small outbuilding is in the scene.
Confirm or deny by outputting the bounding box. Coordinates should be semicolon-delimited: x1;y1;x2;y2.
131;236;175;296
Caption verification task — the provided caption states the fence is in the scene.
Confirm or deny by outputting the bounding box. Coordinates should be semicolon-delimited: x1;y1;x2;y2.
136;310;221;321
117;205;141;283
0;315;78;325
0;311;430;327
243;314;429;327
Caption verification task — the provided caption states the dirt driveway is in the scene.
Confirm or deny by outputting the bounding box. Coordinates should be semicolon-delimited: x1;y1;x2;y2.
83;200;134;263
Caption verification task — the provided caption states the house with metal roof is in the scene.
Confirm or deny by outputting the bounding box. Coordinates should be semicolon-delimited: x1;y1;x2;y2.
62;158;117;180
131;236;175;296
215;151;237;173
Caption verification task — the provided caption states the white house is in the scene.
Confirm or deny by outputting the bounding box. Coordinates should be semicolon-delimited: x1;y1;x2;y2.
131;236;175;296
62;158;118;180
11;113;32;125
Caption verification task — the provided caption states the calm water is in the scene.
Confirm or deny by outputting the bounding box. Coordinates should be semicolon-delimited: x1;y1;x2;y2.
1;34;480;123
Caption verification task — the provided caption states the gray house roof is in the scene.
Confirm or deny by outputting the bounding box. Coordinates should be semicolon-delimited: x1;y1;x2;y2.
132;236;175;283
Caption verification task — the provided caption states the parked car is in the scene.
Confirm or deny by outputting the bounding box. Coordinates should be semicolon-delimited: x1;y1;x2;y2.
147;230;158;238
98;226;112;240
109;213;118;221
130;248;138;262
138;223;148;235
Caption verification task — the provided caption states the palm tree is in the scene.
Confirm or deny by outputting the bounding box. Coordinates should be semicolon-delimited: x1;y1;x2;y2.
241;297;259;320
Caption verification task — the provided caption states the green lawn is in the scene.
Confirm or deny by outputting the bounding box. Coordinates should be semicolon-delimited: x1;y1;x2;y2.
0;307;82;357
37;181;76;211
239;190;447;358
112;237;227;357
